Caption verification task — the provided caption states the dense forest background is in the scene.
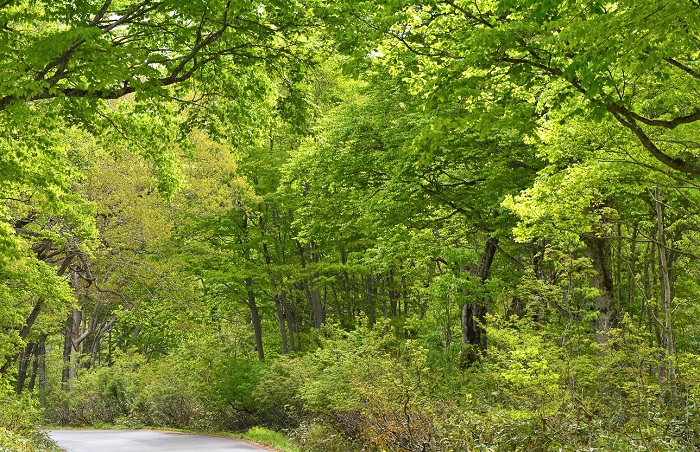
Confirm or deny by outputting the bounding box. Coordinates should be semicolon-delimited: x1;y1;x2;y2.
2;1;700;450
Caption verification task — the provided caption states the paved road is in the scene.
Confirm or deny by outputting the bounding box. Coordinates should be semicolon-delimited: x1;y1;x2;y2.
46;429;273;452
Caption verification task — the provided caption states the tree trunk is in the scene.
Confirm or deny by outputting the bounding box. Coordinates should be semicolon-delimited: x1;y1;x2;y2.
402;275;409;316
628;225;638;315
461;237;498;352
308;278;325;329
342;253;355;324
38;335;46;407
61;319;73;386
581;233;619;344
263;242;288;355
507;298;525;319
309;242;325;328
15;341;35;394
28;344;39;392
283;284;296;351
388;268;399;317
245;278;265;361
365;275;376;327
654;188;676;402
274;293;288;355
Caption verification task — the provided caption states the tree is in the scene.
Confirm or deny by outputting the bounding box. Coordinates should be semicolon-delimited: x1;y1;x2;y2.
325;0;700;175
0;0;316;376
283;58;540;352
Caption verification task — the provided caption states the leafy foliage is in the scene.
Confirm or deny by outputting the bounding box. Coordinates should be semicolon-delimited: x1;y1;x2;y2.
3;2;700;451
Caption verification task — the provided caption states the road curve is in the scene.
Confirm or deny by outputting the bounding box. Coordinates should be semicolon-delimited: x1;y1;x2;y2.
46;429;274;452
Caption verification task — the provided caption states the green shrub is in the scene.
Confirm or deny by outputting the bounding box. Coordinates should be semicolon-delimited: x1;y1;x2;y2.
138;376;203;428
0;389;60;452
294;422;362;452
0;392;40;433
46;364;141;426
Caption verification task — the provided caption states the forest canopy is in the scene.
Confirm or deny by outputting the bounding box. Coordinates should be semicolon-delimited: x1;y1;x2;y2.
2;1;700;451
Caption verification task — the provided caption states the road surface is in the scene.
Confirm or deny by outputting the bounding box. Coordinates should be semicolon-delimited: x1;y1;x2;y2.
46;429;273;452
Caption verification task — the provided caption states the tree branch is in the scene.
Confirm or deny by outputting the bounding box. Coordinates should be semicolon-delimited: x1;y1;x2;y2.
664;57;700;80
606;106;700;175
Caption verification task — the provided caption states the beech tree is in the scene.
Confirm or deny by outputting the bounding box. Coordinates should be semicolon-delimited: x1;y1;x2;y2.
329;0;700;169
0;0;315;377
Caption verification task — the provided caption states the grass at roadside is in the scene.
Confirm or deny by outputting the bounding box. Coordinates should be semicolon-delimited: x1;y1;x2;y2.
240;426;302;452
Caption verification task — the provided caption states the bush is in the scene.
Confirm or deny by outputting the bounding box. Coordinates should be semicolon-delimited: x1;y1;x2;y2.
41;315;700;450
257;323;439;451
0;388;60;452
294;422;362;452
137;374;204;428
46;364;141;426
0;392;41;433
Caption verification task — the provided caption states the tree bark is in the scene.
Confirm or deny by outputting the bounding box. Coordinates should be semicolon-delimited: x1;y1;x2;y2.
28;344;39;392
461;237;498;352
654;188;676;402
388;268;399;317
284;285;297;351
61;318;74;386
15;341;36;394
581;233;619;344
308;278;325;329
309;242;325;328
38;335;46;407
278;291;290;354
263;242;288;354
365;275;377;327
245;278;265;361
